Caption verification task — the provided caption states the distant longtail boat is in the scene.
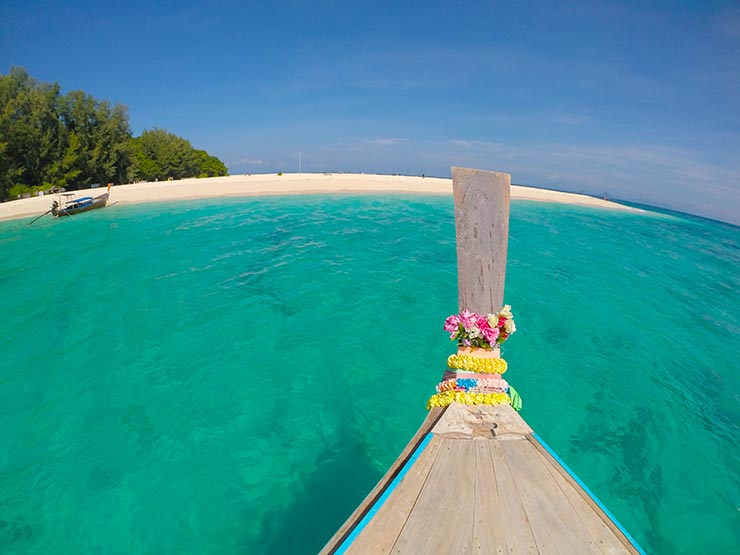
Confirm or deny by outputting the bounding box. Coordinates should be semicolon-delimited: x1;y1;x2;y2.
51;185;111;217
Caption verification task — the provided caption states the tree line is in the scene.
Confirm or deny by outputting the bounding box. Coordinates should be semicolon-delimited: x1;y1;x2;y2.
0;67;227;200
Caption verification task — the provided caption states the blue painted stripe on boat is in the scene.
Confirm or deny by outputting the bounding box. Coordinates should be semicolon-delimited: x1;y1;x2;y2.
531;432;647;555
334;432;434;555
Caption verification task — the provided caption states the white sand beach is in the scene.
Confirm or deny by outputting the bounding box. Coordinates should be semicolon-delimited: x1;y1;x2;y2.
0;173;639;222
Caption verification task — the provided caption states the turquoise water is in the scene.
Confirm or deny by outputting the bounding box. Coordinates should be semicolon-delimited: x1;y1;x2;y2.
0;195;738;554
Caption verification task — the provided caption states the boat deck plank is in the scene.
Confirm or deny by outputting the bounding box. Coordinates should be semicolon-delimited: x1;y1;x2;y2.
319;408;445;554
488;438;539;554
527;437;633;554
472;440;509;554
391;439;477;554
322;404;640;555
501;439;597;554
345;435;444;554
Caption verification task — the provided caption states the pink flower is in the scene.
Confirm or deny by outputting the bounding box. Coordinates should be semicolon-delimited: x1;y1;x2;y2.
443;314;460;332
482;325;500;344
459;309;476;328
498;317;507;328
475;315;499;345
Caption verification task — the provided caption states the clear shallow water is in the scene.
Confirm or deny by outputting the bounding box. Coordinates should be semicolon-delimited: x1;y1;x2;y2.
0;195;738;554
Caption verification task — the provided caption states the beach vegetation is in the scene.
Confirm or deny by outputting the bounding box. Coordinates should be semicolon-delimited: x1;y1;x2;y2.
194;149;228;178
0;67;228;201
128;128;227;182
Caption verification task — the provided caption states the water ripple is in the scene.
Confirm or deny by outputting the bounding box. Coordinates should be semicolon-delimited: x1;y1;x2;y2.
0;196;738;554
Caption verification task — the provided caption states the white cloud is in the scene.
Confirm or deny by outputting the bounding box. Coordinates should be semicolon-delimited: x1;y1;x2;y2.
450;139;473;148
435;138;740;224
450;139;504;149
367;138;409;146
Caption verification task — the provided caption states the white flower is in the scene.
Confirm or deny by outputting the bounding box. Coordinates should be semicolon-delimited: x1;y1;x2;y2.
468;326;482;339
498;304;513;319
504;319;516;334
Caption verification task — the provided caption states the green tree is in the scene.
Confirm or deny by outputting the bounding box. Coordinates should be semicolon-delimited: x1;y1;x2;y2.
129;128;227;182
194;149;228;177
0;67;227;201
0;67;134;199
48;132;82;188
59;91;131;187
0;67;66;197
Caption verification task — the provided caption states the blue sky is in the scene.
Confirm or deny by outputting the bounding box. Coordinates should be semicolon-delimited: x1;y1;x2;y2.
1;0;739;224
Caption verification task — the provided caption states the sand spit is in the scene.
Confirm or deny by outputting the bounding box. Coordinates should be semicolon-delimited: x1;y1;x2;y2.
0;173;640;222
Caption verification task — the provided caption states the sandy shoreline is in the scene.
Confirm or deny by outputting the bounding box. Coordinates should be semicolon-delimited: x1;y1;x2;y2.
0;173;639;222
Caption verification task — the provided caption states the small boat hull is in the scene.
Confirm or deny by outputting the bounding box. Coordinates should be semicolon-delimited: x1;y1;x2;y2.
52;193;109;217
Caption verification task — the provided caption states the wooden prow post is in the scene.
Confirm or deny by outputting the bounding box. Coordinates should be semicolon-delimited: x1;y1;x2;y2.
452;166;511;314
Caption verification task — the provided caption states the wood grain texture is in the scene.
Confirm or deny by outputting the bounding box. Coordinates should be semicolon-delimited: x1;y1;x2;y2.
473;440;508;554
526;435;639;554
529;445;630;554
489;440;539;553
432;403;533;440
451;166;511;314
324;429;635;554
502;439;606;554
319;407;446;554
345;436;444;554
391;439;477;554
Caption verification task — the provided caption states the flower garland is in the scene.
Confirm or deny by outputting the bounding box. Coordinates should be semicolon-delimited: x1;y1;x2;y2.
435;377;509;394
447;354;508;374
427;391;511;409
429;306;522;411
443;305;516;349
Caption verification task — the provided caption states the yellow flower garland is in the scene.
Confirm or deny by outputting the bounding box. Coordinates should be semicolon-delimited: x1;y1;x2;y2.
447;354;508;374
427;391;511;410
